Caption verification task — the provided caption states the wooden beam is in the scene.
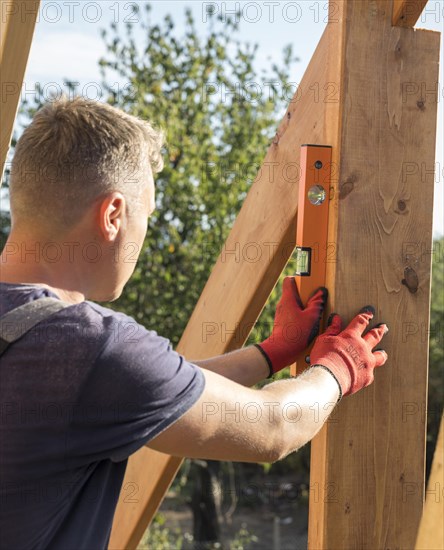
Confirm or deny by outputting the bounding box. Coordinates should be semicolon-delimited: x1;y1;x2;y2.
0;0;40;182
392;0;428;27
109;21;345;550
309;1;440;548
416;415;444;550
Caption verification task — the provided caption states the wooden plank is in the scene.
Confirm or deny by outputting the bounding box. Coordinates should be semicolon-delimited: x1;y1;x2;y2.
0;0;40;182
416;415;444;550
109;21;345;550
110;448;184;549
308;1;440;548
392;0;428;27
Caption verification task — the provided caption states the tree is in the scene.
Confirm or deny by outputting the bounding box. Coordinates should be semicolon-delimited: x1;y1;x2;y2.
96;4;298;346
427;237;444;478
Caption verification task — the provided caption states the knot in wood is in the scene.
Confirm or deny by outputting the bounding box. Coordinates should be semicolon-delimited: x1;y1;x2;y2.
402;266;419;293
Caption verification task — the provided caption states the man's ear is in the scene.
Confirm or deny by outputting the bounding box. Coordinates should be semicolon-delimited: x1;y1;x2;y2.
98;192;126;242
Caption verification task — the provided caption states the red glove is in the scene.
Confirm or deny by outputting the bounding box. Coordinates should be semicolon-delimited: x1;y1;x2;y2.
309;306;388;400
255;277;328;376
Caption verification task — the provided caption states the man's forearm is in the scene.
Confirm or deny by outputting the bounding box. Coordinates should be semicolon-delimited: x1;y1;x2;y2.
148;362;340;462
192;345;270;386
262;366;340;459
193;350;340;459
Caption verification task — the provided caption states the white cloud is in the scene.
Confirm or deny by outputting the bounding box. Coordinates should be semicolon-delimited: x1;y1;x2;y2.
25;30;106;86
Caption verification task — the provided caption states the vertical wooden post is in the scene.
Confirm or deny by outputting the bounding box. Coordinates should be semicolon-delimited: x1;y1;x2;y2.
0;0;40;182
308;1;440;548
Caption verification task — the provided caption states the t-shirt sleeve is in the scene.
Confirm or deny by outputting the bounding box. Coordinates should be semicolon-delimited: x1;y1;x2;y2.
67;308;206;464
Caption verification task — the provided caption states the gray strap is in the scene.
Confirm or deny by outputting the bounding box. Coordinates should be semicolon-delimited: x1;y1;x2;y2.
0;297;73;355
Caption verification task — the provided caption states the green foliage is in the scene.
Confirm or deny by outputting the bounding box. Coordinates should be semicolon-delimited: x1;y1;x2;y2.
229;524;259;549
0;136;15;251
0;209;10;252
138;513;185;550
137;513;258;550
427;237;444;474
96;3;297;343
430;238;444;370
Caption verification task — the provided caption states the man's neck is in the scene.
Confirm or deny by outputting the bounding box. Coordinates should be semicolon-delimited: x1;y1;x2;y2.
1;250;87;305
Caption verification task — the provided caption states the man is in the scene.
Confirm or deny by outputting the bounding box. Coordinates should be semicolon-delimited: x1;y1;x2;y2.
0;97;388;549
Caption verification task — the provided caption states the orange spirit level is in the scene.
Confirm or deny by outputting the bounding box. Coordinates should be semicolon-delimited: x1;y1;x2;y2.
291;144;332;376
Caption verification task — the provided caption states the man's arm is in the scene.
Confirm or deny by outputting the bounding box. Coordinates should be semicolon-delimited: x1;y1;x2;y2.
192;346;269;387
147;309;388;462
147;365;339;463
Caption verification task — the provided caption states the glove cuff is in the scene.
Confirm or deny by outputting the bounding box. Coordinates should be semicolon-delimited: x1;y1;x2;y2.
310;364;344;402
253;343;274;378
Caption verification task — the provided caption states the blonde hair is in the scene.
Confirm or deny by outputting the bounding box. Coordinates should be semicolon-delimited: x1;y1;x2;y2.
10;96;164;229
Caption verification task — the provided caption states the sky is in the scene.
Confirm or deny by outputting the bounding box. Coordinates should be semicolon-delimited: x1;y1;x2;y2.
5;0;444;236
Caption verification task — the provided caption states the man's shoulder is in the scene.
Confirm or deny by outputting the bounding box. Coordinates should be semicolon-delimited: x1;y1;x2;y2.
0;282;165;358
78;301;153;350
54;300;158;356
80;300;134;325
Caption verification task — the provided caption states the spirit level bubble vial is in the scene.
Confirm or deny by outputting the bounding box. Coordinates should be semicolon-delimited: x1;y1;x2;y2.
291;144;332;377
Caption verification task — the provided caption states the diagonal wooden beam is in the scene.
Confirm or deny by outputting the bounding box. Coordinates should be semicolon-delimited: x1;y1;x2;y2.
109;20;345;550
308;1;440;548
0;0;40;182
415;414;444;550
392;0;428;27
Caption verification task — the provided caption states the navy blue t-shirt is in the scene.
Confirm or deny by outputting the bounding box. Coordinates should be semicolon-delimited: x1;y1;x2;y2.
0;283;205;549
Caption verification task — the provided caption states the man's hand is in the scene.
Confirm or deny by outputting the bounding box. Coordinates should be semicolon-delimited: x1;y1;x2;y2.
255;277;328;375
310;306;389;400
